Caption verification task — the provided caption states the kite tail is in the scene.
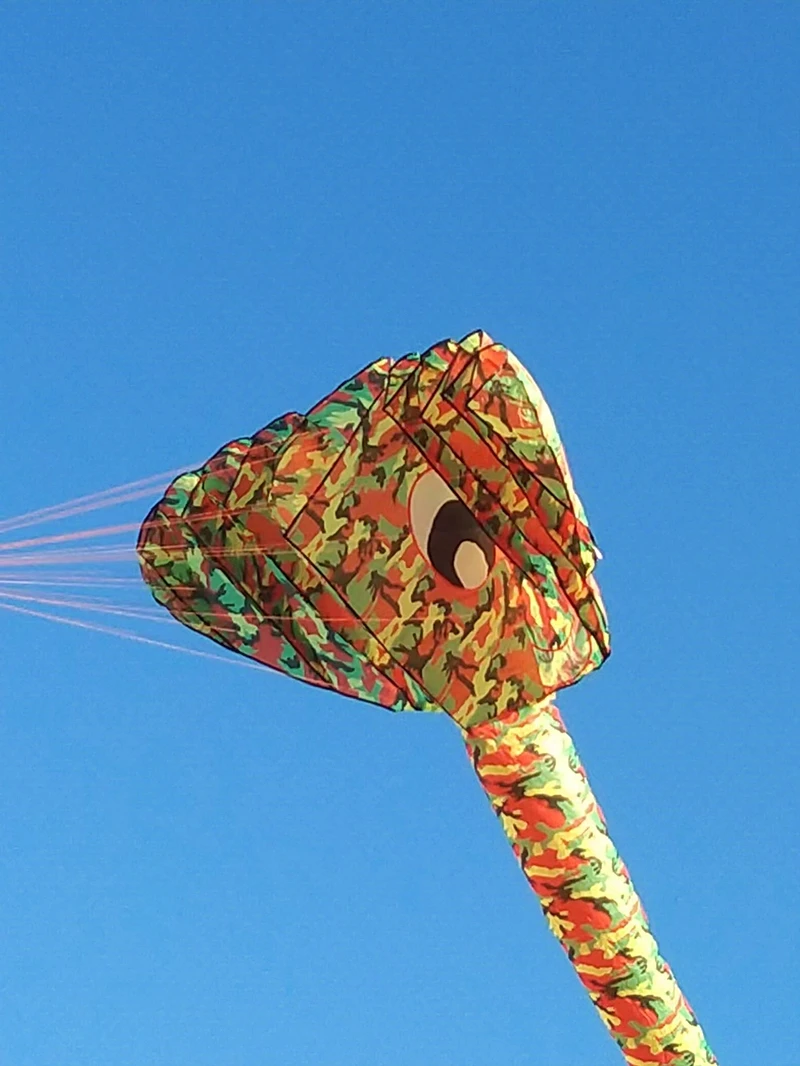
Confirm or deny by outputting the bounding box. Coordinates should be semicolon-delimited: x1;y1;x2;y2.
463;702;717;1066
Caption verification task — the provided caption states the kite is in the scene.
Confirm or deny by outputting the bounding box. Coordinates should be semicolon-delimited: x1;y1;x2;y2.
137;331;716;1065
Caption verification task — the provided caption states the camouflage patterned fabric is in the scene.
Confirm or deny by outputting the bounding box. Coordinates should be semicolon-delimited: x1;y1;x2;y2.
138;331;716;1065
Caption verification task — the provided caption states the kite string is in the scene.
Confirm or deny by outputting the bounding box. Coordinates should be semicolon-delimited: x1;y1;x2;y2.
0;550;140;568
0;477;401;659
0;505;286;553
0;522;145;552
0;599;403;665
0;580;398;622
0;599;264;669
0;538;307;567
0;548;303;568
0;465;198;535
0;589;169;621
0;586;399;627
0;576;145;587
0;469;374;666
0;486;182;536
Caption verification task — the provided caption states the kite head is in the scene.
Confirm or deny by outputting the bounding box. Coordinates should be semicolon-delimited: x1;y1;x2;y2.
138;331;609;729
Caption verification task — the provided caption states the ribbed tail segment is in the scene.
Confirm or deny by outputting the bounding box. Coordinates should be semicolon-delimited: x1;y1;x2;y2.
464;702;717;1065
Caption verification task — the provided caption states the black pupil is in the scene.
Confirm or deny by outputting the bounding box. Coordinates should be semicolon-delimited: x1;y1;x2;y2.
427;499;494;587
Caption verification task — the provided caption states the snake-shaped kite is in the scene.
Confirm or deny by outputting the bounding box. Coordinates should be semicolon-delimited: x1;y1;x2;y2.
137;331;716;1065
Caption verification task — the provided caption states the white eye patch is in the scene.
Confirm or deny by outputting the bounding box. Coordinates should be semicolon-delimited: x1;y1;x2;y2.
409;470;494;590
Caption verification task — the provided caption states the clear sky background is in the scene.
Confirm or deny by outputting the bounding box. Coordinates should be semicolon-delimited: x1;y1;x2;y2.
1;5;798;1065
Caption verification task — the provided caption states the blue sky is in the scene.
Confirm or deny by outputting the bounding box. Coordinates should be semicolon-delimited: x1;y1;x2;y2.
1;4;798;1064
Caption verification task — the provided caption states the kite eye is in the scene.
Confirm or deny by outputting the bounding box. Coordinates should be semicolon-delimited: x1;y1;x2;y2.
410;470;494;589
